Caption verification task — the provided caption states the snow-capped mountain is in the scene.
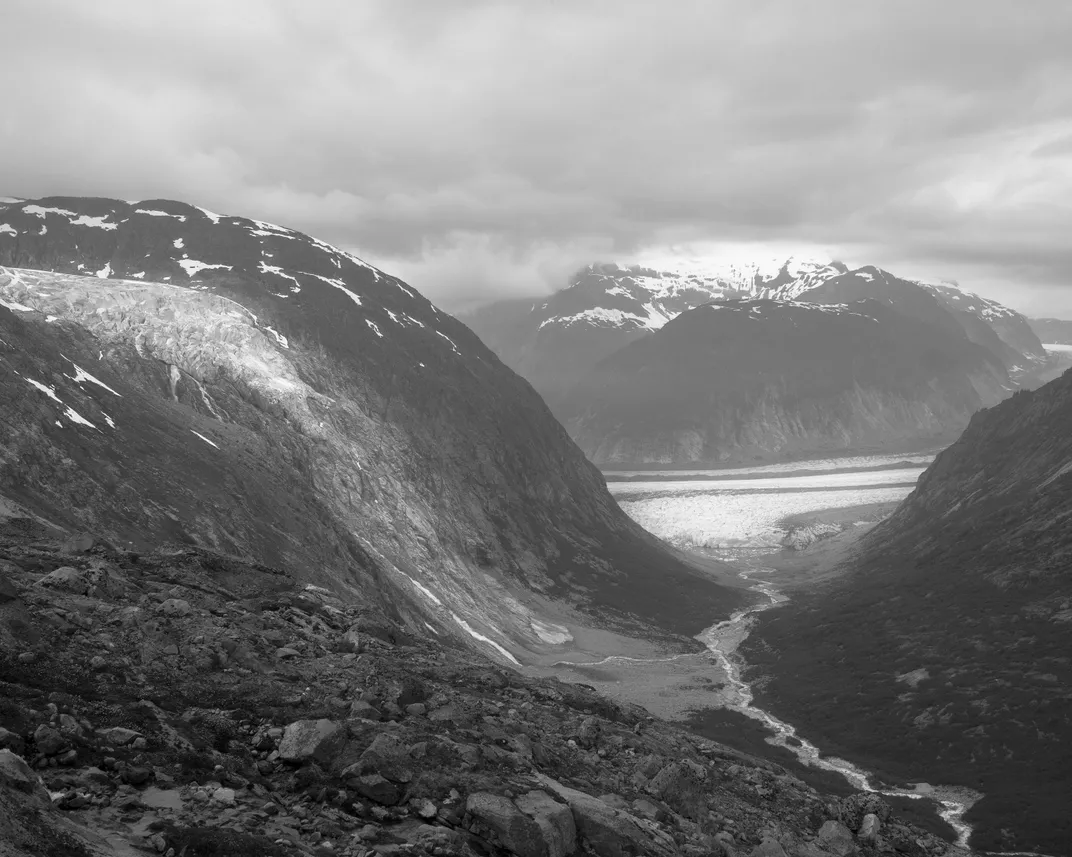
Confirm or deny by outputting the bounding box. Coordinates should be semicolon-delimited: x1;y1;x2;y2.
0;196;748;661
912;280;1045;365
539;257;849;332
462;258;1043;418
557;298;1009;467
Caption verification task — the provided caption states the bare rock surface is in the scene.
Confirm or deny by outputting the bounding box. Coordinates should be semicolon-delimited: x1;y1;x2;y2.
0;527;963;856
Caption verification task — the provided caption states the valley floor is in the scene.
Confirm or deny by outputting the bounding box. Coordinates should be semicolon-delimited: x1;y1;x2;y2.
547;454;996;846
547;455;924;721
581;450;1068;857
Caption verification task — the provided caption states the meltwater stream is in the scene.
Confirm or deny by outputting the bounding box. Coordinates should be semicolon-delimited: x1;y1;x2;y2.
700;567;980;849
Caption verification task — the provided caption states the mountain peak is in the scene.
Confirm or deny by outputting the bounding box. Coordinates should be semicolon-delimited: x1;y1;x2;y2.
1;194;750;662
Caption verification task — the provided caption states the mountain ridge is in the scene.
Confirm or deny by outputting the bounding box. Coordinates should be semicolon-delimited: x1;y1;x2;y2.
744;367;1072;855
0;195;749;662
461;260;1044;463
555;297;1009;467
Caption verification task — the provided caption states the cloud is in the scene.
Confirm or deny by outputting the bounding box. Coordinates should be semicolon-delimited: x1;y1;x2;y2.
3;0;1072;313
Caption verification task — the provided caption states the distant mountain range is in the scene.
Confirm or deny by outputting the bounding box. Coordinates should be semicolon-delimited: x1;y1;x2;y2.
745;366;1072;855
558;296;1008;466
463;260;1045;467
1029;316;1072;345
0;196;747;659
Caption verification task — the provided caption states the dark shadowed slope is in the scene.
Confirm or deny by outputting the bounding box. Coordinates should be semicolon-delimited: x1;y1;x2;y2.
555;299;1008;467
745;368;1072;855
0;196;747;660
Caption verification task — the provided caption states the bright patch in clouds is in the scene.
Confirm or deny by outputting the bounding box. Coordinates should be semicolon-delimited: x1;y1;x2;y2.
2;2;1072;314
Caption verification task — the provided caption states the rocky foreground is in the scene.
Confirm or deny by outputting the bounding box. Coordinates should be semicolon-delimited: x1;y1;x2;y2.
0;523;968;857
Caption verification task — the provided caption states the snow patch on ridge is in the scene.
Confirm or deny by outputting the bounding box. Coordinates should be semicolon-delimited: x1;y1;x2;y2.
23;205;119;230
257;261;302;291
302;271;363;305
136;209;187;222
542;307;664;331
180;260;233;278
194;206;222;224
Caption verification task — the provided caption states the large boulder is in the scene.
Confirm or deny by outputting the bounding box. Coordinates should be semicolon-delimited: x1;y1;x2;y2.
34;565;122;598
647;760;708;821
351;773;401;806
857;813;881;842
61;533;97;555
35;566;94;595
0;728;25;755
0;750;39;793
158;598;192;617
515;790;577;857
277;719;345;763
749;837;788;857
33;724;66;756
816;820;855;857
97;726;143;747
837;793;890;829
337;627;363;653
466;792;549;857
536;774;676;857
576;716;602;749
344;732;412;783
0;572;19;603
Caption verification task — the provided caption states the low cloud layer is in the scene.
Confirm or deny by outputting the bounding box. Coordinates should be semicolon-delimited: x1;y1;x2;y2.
4;1;1072;314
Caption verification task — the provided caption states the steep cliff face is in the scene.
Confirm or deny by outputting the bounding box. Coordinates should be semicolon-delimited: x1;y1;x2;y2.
745;369;1072;854
556;300;1008;467
0;197;748;660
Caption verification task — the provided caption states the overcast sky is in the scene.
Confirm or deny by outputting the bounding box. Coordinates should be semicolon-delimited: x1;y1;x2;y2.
4;1;1072;315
